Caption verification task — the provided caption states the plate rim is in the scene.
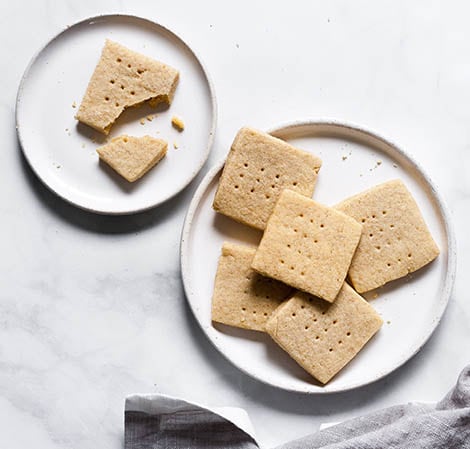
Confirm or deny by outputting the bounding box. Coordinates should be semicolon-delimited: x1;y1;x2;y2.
180;119;457;394
15;13;217;215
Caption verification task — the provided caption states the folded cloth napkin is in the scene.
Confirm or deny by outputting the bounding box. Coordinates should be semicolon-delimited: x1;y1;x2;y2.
125;365;470;449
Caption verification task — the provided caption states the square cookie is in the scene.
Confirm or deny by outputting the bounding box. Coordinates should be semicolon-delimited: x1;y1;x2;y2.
252;190;362;302
335;179;440;293
213;127;322;230
212;243;292;331
76;39;179;134
96;135;167;182
265;284;383;384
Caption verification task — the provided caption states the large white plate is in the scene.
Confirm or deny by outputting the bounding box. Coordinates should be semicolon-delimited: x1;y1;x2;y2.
16;14;216;215
181;120;456;394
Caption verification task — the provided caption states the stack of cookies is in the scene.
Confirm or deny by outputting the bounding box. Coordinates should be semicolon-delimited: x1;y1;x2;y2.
211;127;439;384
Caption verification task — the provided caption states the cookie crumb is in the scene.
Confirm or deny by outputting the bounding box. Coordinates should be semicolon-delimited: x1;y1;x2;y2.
72;102;76;108
140;118;146;125
146;114;155;122
173;141;179;149
387;320;391;325
171;116;185;131
377;160;382;165
342;155;348;161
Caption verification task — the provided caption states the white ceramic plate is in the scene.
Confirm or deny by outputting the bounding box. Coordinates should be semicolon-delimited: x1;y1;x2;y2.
181;120;456;393
16;14;216;215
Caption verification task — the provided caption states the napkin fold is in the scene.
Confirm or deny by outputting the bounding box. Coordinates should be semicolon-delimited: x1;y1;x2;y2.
125;365;470;449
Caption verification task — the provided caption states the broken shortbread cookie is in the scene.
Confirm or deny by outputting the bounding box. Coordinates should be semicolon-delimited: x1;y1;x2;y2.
96;135;167;182
76;40;179;134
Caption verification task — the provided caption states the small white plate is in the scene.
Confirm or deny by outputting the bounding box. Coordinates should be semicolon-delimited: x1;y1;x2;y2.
181;120;456;394
16;14;216;215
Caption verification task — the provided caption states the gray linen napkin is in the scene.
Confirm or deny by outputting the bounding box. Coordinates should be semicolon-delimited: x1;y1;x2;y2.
125;365;470;449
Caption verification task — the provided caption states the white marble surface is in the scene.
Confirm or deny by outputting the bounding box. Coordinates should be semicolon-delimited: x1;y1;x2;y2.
1;1;469;448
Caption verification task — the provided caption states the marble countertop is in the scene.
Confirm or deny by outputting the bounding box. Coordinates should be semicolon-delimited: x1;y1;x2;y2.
1;1;469;448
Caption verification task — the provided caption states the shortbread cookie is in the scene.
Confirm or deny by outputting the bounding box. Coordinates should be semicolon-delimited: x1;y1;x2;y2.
213;127;322;230
252;190;362;302
96;135;167;182
265;284;383;384
212;243;292;331
335;180;439;293
76;40;179;134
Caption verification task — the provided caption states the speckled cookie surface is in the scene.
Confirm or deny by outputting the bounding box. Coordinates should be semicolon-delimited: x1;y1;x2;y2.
265;284;383;384
96;135;167;182
212;242;292;331
213;127;322;230
335;179;440;293
76;39;179;134
252;190;362;302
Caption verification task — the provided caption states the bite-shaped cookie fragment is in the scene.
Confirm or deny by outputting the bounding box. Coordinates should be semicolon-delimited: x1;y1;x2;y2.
76;40;179;134
96;135;167;182
213;127;322;230
335;179;439;293
265;284;383;384
212;243;292;331
252;190;362;302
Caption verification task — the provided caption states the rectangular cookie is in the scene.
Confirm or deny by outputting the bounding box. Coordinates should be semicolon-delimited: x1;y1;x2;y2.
96;135;167;182
213;127;322;230
212;243;292;331
252;190;362;302
76;39;179;134
265;284;383;384
335;179;440;292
